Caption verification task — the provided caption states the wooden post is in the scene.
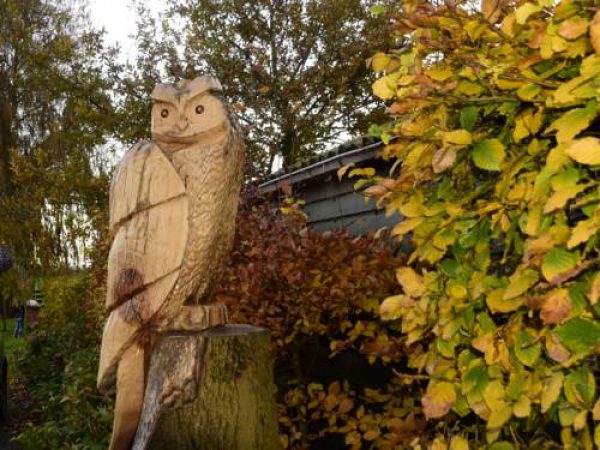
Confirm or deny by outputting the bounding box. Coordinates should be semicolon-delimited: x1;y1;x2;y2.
135;325;281;450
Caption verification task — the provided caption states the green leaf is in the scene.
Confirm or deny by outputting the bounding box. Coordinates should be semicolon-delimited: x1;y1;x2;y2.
565;137;600;165
472;139;505;171
515;330;541;367
541;247;579;282
517;84;541;101
564;365;595;408
369;4;386;16
555;318;600;356
504;269;539;300
488;443;515;450
460;106;479;131
462;363;489;400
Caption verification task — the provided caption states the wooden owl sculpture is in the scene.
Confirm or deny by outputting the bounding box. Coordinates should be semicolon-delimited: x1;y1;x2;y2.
97;76;244;450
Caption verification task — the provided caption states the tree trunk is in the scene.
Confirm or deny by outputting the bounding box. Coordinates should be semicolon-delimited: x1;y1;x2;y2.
137;325;281;450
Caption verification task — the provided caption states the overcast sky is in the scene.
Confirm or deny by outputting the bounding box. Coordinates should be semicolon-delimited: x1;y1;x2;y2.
88;0;163;62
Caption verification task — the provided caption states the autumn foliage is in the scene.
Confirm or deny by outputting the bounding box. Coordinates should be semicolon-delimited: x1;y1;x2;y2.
362;0;600;448
213;193;432;449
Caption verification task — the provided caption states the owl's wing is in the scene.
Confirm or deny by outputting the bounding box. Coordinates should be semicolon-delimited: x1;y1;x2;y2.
98;141;188;393
106;141;188;312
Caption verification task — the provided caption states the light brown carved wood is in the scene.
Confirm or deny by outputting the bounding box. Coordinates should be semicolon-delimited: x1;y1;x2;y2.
98;76;245;450
133;325;281;450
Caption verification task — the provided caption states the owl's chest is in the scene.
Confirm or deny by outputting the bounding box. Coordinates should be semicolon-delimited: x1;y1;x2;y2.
171;142;237;246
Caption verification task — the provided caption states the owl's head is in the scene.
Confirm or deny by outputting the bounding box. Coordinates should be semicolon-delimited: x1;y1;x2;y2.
151;76;229;145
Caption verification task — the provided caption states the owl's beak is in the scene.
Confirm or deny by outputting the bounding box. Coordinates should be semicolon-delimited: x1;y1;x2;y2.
176;116;189;131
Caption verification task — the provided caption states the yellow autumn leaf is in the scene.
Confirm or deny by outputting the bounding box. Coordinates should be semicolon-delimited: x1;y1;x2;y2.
541;372;564;413
587;272;600;305
363;429;380;441
431;437;448;450
513;395;532;418
428;67;454;81
565;137;600;165
396;267;425;297
456;80;483;96
544;185;587;213
564;37;588;58
487;404;513;429
372;76;396;100
590;11;600;55
517;83;541;101
546;105;597;144
422;382;457;419
449;436;469;450
551;35;569;53
525;204;542;237
513;117;529;142
592;398;600;420
442;129;472;145
379;295;409;321
487;288;523;313
496;78;523;90
515;2;542;24
484;380;507;411
504;269;539;300
371;52;391;72
567;218;599;248
391;217;424;237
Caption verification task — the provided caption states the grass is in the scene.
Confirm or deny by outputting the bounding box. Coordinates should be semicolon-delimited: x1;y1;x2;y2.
0;319;27;380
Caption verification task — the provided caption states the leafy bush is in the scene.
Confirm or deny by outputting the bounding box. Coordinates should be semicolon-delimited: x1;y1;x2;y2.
214;193;423;449
362;0;600;447
15;270;112;449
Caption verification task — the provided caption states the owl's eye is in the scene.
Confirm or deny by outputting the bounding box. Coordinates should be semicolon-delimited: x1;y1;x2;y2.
195;105;205;115
160;109;169;118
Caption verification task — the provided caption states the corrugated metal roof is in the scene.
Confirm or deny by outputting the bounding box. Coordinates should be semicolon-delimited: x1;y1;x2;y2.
258;136;384;193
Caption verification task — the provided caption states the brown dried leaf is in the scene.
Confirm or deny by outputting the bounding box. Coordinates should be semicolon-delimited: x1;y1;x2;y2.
338;397;354;414
590;11;600;55
546;333;571;363
540;289;572;324
422;382;456;419
432;146;457;173
558;18;589;40
482;0;503;23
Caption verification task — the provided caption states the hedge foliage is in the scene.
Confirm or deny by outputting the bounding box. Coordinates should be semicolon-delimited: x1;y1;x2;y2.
362;0;600;447
214;194;425;449
15;270;112;448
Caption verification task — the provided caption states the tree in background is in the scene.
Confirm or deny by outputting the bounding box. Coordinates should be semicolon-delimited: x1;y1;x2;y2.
0;0;119;281
127;0;391;175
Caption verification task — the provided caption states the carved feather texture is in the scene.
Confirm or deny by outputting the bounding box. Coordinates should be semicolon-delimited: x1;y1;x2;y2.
99;77;244;450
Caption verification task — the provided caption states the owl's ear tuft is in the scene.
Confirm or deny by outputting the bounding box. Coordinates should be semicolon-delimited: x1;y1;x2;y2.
151;83;178;103
187;76;222;94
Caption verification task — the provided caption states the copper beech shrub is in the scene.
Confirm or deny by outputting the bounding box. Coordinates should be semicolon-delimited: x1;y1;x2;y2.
214;192;427;449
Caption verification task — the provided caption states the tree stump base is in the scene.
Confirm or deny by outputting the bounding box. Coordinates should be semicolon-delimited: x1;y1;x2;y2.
133;324;280;450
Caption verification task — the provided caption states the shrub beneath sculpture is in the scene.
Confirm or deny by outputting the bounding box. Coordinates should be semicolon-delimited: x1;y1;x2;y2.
214;194;425;449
